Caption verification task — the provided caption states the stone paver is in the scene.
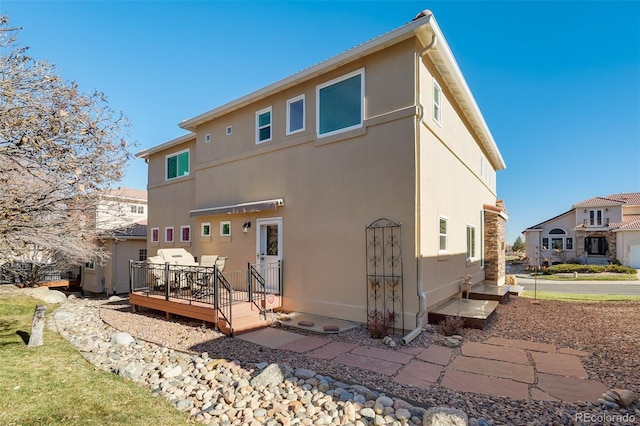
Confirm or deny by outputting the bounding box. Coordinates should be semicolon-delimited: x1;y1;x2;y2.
306;341;358;360
536;373;608;402
415;344;453;366
531;352;588;379
530;388;560;402
441;370;530;400
334;352;403;375
558;347;589;357
351;346;413;364
447;356;535;383
461;341;529;364
484;337;556;353
394;360;443;387
277;336;329;353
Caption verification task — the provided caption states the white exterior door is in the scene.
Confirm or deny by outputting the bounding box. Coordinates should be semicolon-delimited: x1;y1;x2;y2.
256;218;282;293
630;245;640;268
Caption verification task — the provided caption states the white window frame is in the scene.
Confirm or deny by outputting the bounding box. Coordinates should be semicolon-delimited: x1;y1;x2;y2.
220;221;231;237
201;222;211;237
286;94;305;135
316;68;365;138
589;209;603;226
433;79;442;126
84;260;95;270
256;106;272;144
226;126;232;135
204;133;211;143
165;148;190;181
151;227;159;243
439;216;449;252
137;205;144;214
165;226;174;243
180;225;191;243
467;225;477;259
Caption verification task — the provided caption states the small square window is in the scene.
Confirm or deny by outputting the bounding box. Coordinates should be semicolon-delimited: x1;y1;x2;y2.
201;222;211;237
165;227;174;243
151;227;159;243
130;205;137;213
256;107;272;143
181;225;191;243
137;205;144;214
220;221;231;237
204;133;211;143
84;260;95;270
166;149;189;180
139;249;147;261
226;126;232;135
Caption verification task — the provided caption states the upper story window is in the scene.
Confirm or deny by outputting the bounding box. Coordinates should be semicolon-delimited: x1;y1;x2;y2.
220;221;231;237
256;107;272;143
166;149;189;180
286;95;305;135
439;216;448;252
433;79;442;125
589;210;603;226
151;227;159;243
317;68;364;137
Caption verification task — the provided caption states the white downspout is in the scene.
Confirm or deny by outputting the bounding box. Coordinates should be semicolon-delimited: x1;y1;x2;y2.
402;34;437;345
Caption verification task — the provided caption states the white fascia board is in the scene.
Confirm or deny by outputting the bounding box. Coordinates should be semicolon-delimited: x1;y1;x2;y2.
136;132;196;159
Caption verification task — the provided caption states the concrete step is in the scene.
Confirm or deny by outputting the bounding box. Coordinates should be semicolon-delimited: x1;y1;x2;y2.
466;284;511;304
428;298;499;329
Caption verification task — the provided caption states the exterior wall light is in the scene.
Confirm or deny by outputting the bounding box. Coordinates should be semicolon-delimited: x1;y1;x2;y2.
243;221;251;234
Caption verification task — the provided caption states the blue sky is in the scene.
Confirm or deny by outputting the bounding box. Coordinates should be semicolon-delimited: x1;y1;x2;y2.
2;1;639;244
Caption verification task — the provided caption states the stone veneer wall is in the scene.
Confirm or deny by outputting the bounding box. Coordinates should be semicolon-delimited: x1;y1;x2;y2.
574;230;617;260
484;207;507;286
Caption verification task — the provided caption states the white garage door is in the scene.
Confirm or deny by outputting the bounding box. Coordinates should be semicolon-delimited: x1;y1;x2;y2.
631;245;640;268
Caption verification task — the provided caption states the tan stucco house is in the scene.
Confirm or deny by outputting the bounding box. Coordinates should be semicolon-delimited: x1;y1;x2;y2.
82;188;148;295
523;192;640;268
137;11;507;335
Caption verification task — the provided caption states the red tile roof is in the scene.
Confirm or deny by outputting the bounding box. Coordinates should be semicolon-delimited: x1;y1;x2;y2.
573;192;640;208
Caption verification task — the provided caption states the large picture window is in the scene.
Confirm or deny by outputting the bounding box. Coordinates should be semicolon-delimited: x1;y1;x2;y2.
166;149;189;180
317;69;364;137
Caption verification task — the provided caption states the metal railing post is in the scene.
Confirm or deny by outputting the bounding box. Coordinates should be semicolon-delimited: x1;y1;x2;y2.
278;260;282;294
164;262;170;300
247;262;252;304
214;265;219;310
129;260;133;293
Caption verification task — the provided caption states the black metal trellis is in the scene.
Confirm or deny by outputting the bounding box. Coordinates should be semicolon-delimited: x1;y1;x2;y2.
365;218;404;337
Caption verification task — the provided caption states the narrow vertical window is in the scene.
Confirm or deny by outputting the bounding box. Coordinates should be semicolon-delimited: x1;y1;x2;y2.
151;227;159;243
433;79;442;125
201;222;211;237
467;225;476;259
256;107;272;143
439;217;448;251
286;95;305;135
180;225;191;242
165;227;174;243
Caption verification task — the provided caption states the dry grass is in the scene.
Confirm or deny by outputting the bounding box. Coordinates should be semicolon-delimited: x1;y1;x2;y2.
0;294;194;426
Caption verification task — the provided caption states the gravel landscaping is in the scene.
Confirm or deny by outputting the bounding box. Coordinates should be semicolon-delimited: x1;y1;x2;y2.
99;296;640;424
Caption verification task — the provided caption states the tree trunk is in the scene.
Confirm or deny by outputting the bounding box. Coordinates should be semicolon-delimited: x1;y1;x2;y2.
27;305;46;347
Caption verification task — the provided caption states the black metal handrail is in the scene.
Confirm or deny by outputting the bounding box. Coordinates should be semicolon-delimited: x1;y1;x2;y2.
214;267;233;335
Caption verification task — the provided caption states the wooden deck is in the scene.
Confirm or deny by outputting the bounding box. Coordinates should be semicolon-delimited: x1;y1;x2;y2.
129;291;277;336
130;292;219;323
39;279;81;289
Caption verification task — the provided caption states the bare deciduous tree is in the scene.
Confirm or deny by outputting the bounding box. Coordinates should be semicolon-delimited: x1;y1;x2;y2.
0;16;132;284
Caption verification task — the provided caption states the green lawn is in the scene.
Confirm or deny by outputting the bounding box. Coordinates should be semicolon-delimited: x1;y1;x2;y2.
520;292;640;302
0;294;194;426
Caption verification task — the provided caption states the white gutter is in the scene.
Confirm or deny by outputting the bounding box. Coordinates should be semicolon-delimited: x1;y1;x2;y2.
403;31;437;345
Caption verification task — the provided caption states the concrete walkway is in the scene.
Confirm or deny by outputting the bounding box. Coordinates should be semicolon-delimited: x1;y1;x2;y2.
239;328;607;403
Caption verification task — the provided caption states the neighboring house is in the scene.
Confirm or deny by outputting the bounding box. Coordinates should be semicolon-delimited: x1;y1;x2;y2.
82;188;148;295
523;193;640;268
137;11;507;333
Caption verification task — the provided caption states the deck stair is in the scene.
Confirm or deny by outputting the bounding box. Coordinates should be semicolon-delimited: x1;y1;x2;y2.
465;283;511;304
217;301;271;336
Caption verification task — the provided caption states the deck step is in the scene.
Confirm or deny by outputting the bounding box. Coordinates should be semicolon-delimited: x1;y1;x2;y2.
218;301;271;336
466;284;510;304
428;298;498;329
